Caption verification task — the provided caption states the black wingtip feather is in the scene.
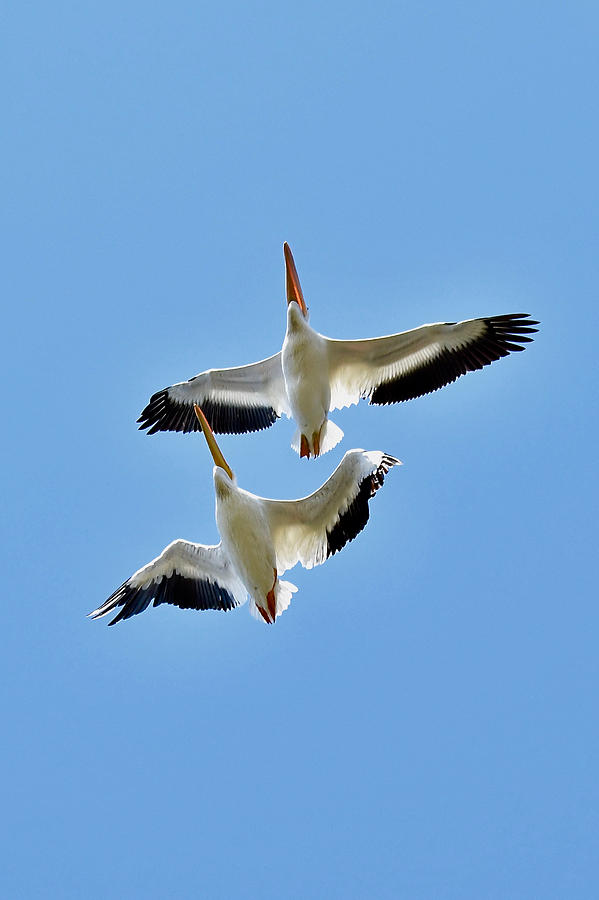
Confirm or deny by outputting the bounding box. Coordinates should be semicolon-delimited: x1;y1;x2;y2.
370;313;539;406
137;389;279;436
92;573;239;626
326;454;399;559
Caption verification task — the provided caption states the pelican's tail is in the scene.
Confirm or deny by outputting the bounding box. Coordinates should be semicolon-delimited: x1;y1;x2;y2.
249;579;298;624
290;429;303;456
291;418;344;458
275;579;298;617
318;419;344;455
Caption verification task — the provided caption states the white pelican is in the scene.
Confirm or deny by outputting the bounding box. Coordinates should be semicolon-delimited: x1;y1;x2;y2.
91;405;400;626
138;244;539;458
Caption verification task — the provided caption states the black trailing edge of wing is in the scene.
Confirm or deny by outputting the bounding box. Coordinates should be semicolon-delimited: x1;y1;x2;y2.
326;454;399;559
90;574;239;626
370;313;539;406
137;390;279;435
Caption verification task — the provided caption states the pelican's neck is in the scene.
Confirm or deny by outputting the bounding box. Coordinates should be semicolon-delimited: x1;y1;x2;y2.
286;301;311;336
213;466;236;501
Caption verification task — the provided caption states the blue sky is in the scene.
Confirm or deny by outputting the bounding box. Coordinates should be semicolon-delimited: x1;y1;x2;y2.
2;1;598;897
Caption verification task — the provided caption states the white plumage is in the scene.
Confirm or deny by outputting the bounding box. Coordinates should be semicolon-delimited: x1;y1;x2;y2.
138;243;539;458
90;406;400;626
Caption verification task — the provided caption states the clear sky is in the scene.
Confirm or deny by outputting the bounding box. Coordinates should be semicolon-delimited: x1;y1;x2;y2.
2;1;598;897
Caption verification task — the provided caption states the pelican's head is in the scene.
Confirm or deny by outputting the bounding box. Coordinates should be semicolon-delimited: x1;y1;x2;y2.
284;242;308;320
194;405;236;490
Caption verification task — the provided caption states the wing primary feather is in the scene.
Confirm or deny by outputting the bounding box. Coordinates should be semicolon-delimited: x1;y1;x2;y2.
325;453;399;558
370;314;538;406
138;389;279;436
91;568;242;625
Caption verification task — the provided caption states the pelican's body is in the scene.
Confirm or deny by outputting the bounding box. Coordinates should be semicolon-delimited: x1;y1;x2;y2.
91;405;400;626
282;304;341;457
138;244;539;457
213;469;292;622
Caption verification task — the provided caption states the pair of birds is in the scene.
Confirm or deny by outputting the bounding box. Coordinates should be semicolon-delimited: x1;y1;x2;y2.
90;244;538;627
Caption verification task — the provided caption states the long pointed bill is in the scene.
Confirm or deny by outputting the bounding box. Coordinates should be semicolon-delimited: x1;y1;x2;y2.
194;405;234;480
283;242;308;316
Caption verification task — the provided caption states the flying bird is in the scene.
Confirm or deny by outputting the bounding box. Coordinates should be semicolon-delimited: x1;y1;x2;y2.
138;244;539;458
90;405;400;626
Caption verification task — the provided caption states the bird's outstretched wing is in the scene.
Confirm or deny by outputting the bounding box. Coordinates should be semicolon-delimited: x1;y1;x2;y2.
261;450;400;574
138;353;290;435
89;540;247;626
326;314;539;410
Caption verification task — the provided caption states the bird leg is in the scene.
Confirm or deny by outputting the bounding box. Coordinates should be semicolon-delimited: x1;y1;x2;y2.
300;434;310;459
257;605;272;625
312;427;322;458
266;568;277;623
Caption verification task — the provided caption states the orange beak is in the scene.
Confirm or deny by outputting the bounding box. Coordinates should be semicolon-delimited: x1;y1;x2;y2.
284;242;308;316
194;405;234;480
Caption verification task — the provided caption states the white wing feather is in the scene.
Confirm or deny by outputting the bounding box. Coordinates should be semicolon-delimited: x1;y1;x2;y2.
138;353;291;435
90;540;247;625
261;450;400;574
326;315;537;409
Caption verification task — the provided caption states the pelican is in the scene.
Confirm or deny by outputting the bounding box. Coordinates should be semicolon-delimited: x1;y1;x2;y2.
90;405;400;626
138;244;539;458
